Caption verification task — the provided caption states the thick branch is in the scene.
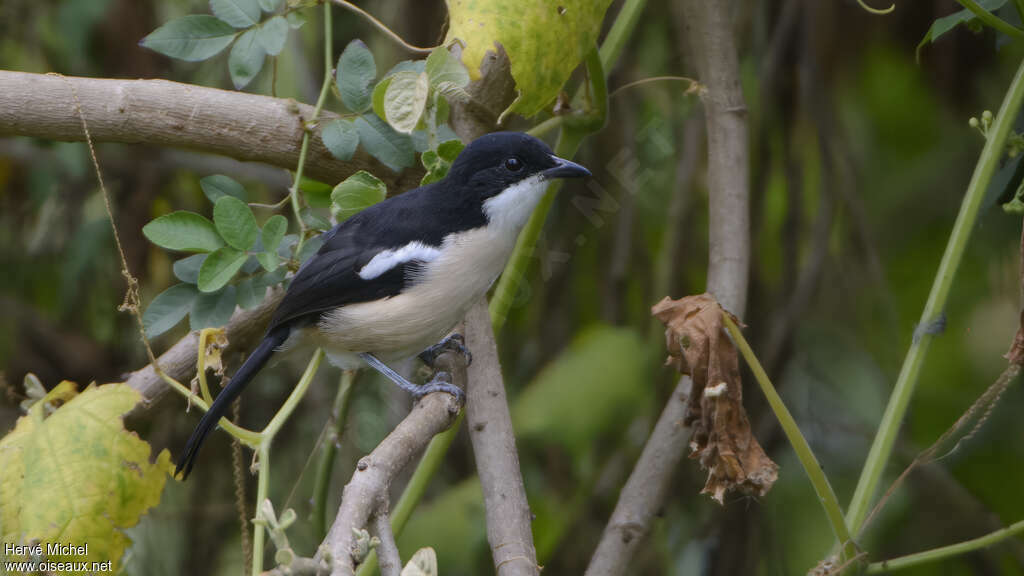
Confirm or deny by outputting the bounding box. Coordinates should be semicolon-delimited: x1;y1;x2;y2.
586;1;750;573
464;300;539;576
0;71;422;189
125;288;281;411
317;390;463;575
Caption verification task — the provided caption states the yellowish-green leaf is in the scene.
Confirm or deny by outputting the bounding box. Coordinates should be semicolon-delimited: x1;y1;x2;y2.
384;71;430;134
0;382;173;572
446;0;613;117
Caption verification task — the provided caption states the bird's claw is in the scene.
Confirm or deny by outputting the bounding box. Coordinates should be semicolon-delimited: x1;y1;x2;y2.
419;333;473;367
413;371;465;404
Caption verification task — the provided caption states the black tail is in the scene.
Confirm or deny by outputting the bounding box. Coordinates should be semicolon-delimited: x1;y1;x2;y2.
175;326;290;479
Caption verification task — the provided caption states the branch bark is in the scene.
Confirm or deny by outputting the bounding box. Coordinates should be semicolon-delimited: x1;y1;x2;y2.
317;390;463;575
125;288;282;413
464;301;540;576
0;71;422;189
586;1;750;573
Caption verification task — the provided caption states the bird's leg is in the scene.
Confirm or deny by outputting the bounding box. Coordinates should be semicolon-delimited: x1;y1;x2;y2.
418;333;473;368
359;352;465;403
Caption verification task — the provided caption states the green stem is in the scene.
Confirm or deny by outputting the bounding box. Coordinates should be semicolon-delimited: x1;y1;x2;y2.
291;3;334;257
597;0;647;70
846;55;1024;534
1015;0;1024;24
722;313;856;560
252;442;272;576
312;370;357;541
262;348;324;438
955;0;1024;38
866;518;1024;573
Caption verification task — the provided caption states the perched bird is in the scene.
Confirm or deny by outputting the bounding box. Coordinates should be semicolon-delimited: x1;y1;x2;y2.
175;131;590;478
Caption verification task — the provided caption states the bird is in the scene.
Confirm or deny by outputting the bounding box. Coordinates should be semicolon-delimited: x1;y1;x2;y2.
175;131;591;478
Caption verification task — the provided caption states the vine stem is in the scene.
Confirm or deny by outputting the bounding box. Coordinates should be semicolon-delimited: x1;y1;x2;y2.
291;3;334;257
955;0;1024;38
866;518;1024;573
312;370;357;541
251;347;324;575
721;312;856;561
328;0;436;54
846;55;1024;534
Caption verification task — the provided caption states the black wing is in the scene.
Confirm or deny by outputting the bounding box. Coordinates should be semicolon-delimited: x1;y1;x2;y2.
266;182;486;331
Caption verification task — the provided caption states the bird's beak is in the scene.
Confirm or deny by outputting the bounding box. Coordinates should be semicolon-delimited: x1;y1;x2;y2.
541;155;591;179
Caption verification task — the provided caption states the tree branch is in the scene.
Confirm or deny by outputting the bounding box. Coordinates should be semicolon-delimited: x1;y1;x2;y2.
0;71;422;189
316;388;463;576
464;300;539;576
124;289;282;412
586;0;751;573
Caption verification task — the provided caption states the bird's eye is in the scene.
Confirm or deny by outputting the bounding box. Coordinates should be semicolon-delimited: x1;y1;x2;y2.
504;157;523;172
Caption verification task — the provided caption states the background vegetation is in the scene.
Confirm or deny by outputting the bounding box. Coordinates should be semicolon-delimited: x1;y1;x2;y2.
2;0;1024;575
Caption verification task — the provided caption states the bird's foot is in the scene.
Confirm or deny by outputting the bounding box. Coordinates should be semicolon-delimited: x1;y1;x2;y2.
413;371;466;404
419;333;472;367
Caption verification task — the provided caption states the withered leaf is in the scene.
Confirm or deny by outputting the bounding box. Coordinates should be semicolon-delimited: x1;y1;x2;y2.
652;293;778;504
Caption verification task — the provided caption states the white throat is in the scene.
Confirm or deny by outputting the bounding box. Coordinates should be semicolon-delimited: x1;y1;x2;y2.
482;174;548;233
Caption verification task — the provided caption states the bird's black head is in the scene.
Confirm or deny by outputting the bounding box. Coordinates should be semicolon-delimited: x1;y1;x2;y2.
444;132;590;230
446;131;590;190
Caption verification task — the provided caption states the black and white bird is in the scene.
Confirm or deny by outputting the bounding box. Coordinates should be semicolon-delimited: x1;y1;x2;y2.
175;131;590;478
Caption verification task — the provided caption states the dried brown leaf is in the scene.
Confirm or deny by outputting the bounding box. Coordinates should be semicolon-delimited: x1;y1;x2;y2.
652;293;778;504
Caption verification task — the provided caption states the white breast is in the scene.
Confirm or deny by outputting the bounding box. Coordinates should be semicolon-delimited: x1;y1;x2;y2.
315;174;549;368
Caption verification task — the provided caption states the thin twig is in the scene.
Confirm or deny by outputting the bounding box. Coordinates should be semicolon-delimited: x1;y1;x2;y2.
866;518;1024;573
328;0;436;54
232;398;252;575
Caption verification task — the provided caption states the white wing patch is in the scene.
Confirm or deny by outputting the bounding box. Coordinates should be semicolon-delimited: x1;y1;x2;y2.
357;241;441;280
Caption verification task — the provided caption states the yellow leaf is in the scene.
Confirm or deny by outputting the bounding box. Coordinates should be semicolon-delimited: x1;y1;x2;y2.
445;0;613;117
0;382;173;571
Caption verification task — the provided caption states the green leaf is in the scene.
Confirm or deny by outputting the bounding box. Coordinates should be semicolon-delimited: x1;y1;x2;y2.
211;0;261;28
257;0;284;12
372;76;393;119
0;383;174;573
261;214;288;251
437;139;465;162
256;251;280;271
213;196;259;250
285;11;305;28
296;234;323;264
383;71;430;134
229;28;266;89
143;283;199;337
916;0;1008;59
190;285;238;329
321;118;360;160
200;174;247;203
425;47;470;89
446;0;614;117
198;246;247;292
140;15;238;62
336;39;377;112
254;267;287;291
143;211;224;253
256;15;289;55
300;207;332;231
173;254;207;284
331;170;387;221
356;114;414;172
236;277;262;309
300;177;334;208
